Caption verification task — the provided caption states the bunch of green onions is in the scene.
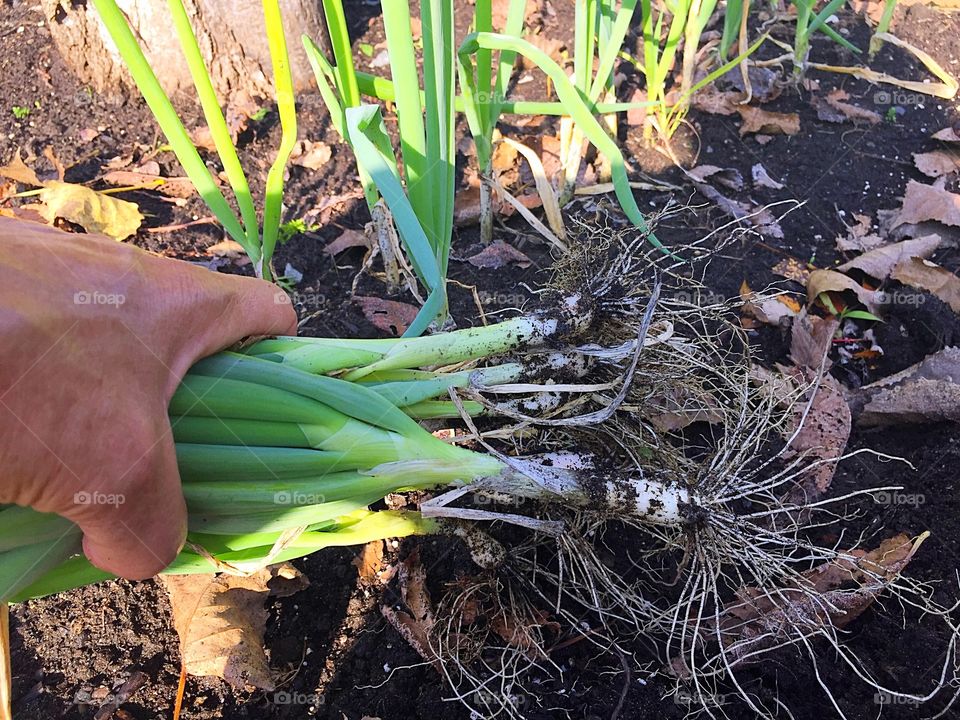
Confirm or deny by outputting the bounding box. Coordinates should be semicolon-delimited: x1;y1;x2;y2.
0;295;684;604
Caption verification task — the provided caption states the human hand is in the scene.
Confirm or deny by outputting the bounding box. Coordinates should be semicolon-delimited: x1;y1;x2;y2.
0;218;297;579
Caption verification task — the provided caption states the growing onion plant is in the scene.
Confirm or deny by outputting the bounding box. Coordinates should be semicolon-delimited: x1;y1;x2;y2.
92;0;297;280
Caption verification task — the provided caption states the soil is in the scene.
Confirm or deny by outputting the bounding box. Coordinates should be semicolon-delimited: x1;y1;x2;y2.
3;1;960;719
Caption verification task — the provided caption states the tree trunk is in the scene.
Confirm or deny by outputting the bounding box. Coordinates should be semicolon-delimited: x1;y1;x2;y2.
41;0;329;103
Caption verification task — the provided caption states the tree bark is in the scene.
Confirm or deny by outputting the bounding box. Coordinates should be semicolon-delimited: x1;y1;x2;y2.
41;0;328;103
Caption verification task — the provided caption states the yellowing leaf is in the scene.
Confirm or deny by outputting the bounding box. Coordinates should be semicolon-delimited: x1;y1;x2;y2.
37;181;142;240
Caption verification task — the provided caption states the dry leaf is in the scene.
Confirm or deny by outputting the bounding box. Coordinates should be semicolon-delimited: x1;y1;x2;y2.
691;181;784;238
626;87;648;125
102;170;196;198
740;280;799;326
37;182;142;240
814;89;881;125
206;240;246;258
355;296;419;336
751;163;784;190
836;213;884;253
891;257;960;313
781;362;851;501
737;106;800;136
353;540;388;585
291;140;332;171
712;533;925;665
466;239;533;270
772;257;811;284
806;269;881;314
894;181;960;229
933;127;960;142
381;550;440;670
162;565;307;690
854;346;960;425
688;165;744;191
837;234;942;279
325;228;371;255
913;150;960;178
0;150;41;186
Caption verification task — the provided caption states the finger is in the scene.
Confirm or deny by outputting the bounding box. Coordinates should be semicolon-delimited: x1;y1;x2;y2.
74;425;187;581
221;274;299;338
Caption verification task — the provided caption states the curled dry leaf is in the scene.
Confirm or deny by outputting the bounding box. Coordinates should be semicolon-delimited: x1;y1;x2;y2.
325;228;372;255
467;239;533;270
687;165;744;191
355;295;420;336
837;234;942;280
933;127;960;142
740;280;799;326
711;533;926;665
36;182;142;241
806;269;881;314
691;181;784;238
893;180;960;229
751;163;784;190
737;106;800;136
161;564;307;690
914;150;960;178
836;213;884;253
290;139;332;171
891;257;960;313
854;346;960;425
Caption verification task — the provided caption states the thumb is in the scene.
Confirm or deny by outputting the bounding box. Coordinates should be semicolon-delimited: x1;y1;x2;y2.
75;425;187;580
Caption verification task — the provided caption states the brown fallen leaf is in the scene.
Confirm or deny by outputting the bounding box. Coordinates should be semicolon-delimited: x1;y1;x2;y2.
933;126;960;142
854;346;960;425
290;139;332;171
789;310;839;370
162;564;307;690
102;170;196;198
813;88;881;125
325;228;371;255
688;165;744;191
381;549;440;670
836;213;884;253
206;240;246;258
913;150;960;178
740;280;799;326
806;269;881;314
355;295;420;336
466;239;533;270
737;106;800;136
837;234;942;279
0;150;41;186
893;180;960;229
891;257;960;313
712;533;925;665
691;181;784;238
36;181;142;241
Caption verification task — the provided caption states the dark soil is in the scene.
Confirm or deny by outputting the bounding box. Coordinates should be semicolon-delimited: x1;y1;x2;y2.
3;1;960;719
